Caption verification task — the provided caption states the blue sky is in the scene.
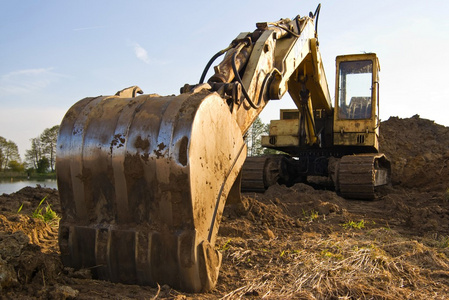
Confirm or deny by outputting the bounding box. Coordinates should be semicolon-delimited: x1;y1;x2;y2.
1;1;448;159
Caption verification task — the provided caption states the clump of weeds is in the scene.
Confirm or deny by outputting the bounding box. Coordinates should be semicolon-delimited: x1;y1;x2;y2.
341;220;365;230
31;196;60;225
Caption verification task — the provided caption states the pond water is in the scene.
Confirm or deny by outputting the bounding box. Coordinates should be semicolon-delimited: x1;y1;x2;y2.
0;179;58;195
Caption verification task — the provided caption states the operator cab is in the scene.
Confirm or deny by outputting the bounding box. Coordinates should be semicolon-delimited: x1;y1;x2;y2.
333;53;380;152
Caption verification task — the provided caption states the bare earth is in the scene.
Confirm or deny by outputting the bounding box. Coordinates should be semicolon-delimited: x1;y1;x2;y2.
1;115;449;299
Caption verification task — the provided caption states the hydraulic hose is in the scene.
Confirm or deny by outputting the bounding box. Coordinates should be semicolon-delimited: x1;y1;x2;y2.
199;44;234;84
231;42;274;109
313;3;321;36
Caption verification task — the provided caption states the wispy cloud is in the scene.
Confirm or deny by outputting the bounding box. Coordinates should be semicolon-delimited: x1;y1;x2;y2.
0;68;65;95
133;43;151;64
127;41;172;65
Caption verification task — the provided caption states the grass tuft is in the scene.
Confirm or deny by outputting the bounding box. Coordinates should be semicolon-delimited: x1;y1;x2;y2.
31;196;60;225
341;220;365;230
219;239;232;252
17;203;24;213
302;209;319;222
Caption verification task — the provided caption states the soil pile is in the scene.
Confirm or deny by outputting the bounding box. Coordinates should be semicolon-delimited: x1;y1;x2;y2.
379;115;449;191
0;116;448;299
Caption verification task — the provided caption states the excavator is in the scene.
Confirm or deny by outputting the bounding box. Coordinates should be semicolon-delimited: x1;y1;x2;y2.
56;4;390;293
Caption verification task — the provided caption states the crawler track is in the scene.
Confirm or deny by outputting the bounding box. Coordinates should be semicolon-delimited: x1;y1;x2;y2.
241;155;292;193
241;156;269;192
337;154;390;200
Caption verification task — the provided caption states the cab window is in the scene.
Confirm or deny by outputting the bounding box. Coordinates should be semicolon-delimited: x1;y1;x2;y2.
338;60;373;120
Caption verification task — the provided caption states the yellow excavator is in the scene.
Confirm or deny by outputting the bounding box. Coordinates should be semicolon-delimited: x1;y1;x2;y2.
241;51;391;199
56;4;390;293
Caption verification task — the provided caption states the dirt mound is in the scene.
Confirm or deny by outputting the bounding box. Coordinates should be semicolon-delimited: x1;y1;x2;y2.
0;186;61;216
0;116;449;299
380;115;449;191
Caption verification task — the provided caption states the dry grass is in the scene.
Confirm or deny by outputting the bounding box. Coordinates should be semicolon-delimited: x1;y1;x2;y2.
218;228;449;299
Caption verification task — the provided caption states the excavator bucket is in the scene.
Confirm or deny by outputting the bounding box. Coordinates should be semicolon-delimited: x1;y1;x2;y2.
56;87;247;292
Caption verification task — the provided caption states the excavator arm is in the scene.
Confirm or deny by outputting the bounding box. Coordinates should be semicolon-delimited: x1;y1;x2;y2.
194;6;332;141
56;6;330;292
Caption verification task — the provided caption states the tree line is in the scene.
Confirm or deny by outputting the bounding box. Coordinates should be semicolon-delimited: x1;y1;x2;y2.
245;117;278;157
1;117;273;174
0;125;59;174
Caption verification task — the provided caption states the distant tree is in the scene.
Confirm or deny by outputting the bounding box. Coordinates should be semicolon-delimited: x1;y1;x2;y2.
40;125;59;171
25;125;59;172
25;137;43;170
245;117;269;157
0;136;5;171
8;160;25;172
0;137;21;171
37;157;50;173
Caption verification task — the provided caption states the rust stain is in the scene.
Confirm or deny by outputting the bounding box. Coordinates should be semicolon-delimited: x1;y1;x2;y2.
154;142;166;158
110;134;126;153
134;136;150;151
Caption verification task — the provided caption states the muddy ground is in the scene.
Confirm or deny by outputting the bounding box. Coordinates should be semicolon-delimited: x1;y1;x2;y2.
1;115;448;299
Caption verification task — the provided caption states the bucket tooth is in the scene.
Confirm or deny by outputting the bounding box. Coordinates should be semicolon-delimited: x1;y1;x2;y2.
56;91;247;292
